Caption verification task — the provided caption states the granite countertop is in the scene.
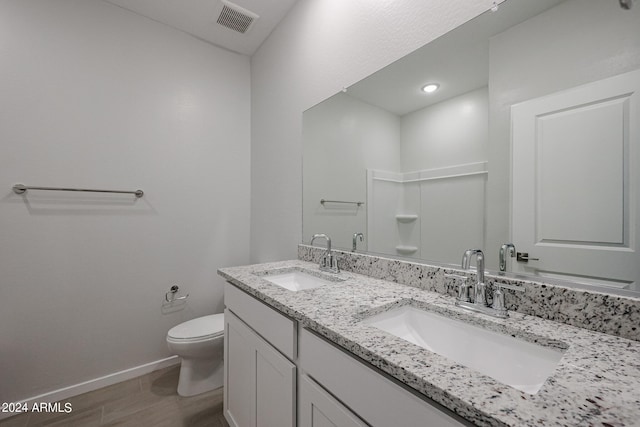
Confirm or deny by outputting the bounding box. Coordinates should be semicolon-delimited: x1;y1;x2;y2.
218;259;640;427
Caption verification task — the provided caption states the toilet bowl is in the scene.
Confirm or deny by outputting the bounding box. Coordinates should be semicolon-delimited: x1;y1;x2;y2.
166;313;224;397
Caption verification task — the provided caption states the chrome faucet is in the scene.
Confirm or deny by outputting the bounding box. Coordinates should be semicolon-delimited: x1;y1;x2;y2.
352;233;364;252
310;233;340;273
455;249;508;318
462;249;487;305
499;243;516;272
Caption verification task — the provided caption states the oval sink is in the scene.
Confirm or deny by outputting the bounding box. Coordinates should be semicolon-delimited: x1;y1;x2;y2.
362;305;566;394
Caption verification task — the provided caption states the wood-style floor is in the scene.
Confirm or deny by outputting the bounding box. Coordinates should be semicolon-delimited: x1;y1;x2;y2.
0;365;229;427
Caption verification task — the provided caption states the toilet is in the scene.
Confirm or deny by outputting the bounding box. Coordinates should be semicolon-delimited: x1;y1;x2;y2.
166;313;225;397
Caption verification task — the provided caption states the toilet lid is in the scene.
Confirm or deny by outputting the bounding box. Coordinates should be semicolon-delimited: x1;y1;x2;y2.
167;314;224;340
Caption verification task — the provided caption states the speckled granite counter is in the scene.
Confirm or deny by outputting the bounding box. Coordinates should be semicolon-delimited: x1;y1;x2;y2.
218;260;640;427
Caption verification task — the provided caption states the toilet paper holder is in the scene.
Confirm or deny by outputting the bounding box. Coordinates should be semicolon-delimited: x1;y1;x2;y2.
166;285;189;302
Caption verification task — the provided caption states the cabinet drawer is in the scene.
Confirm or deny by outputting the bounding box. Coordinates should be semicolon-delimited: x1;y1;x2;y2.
299;329;471;427
224;282;297;360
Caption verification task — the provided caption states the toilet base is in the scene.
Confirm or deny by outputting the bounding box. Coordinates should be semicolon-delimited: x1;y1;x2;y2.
177;357;223;397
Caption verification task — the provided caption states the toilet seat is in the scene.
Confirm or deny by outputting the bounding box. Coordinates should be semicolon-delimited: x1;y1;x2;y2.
167;314;224;342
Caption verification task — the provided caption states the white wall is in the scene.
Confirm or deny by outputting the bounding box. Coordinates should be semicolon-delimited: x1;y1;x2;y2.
401;87;488;172
0;0;250;403
250;0;500;263
302;93;400;250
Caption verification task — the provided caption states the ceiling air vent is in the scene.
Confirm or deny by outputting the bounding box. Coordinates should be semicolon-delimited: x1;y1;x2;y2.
215;0;259;34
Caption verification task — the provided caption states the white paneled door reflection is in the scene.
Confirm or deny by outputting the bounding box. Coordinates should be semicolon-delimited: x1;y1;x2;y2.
512;69;640;290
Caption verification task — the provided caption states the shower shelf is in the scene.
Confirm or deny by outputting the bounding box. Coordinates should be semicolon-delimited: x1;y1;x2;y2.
395;214;418;223
395;245;418;255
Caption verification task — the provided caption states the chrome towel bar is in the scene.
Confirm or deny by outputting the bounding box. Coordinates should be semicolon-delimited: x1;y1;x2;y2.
12;183;144;198
320;199;364;206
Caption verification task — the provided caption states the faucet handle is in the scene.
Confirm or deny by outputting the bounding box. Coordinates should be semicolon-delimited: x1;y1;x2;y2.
319;254;328;269
491;285;506;311
329;254;340;273
445;273;471;303
320;252;340;273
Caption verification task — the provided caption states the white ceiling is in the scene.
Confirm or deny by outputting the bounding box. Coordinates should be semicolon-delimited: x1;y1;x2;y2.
102;0;299;56
346;0;565;116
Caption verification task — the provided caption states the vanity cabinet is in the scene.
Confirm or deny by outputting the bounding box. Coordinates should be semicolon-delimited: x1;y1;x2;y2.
224;284;296;427
224;282;470;427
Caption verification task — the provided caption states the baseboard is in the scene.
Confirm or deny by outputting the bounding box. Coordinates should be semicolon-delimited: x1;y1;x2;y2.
0;356;180;421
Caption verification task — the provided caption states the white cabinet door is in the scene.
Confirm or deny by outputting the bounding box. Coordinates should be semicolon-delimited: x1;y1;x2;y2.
225;309;256;427
299;374;368;427
512;69;640;290
255;339;296;427
224;309;296;427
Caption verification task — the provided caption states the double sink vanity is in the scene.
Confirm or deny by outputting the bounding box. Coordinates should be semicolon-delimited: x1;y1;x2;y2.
218;245;640;427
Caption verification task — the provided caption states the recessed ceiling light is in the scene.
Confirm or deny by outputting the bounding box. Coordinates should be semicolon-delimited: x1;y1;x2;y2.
421;83;439;94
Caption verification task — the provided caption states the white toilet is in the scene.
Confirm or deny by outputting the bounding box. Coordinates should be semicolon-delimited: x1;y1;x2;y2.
166;313;225;397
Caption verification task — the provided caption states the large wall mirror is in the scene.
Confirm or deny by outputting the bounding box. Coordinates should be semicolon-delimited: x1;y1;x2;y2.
302;0;640;296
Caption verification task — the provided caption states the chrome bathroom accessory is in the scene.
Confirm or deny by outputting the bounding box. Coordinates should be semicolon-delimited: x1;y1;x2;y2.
462;249;487;306
445;273;471;303
516;252;540;262
320;199;364;207
13;183;143;198
166;285;189;303
499;243;516;272
455;249;508;318
352;233;364;252
310;233;340;273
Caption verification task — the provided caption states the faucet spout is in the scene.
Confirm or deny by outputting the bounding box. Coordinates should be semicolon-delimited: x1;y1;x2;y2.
311;233;331;252
461;249;486;305
352;233;364;252
462;249;484;285
499;243;516;272
310;233;339;273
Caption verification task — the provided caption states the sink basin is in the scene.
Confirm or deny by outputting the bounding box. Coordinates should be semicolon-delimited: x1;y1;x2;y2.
259;268;340;292
362;305;565;394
